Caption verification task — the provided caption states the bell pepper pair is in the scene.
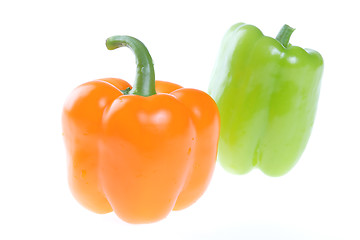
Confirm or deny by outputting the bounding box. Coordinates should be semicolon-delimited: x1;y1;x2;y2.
62;24;323;223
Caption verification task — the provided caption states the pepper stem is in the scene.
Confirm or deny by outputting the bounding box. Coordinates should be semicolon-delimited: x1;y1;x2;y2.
275;24;295;48
106;35;156;97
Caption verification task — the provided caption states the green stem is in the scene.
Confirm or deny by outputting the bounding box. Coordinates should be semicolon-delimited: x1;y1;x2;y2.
275;24;295;48
106;35;156;97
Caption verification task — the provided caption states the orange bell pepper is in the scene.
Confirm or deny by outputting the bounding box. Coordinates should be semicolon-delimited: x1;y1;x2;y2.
62;36;220;223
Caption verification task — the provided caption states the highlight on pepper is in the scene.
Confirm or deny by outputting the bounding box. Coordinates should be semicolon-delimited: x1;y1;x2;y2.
209;23;323;177
62;35;220;223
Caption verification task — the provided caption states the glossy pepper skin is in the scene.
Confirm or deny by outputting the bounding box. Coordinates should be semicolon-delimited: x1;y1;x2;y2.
209;23;323;177
62;36;220;223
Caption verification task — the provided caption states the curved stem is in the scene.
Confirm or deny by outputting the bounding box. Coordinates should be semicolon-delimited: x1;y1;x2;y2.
275;24;295;48
106;35;156;97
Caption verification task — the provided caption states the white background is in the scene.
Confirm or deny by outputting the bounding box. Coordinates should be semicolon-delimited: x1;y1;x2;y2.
1;0;359;239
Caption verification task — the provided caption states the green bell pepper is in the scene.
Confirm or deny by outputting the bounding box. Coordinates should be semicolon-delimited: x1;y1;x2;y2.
209;23;323;177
